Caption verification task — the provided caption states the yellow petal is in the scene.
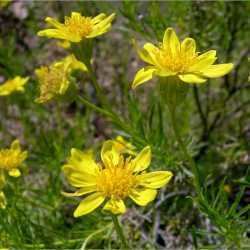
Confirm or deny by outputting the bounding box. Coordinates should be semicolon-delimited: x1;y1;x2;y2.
132;146;151;172
69;55;88;72
71;12;81;19
87;13;115;38
132;40;154;65
45;17;64;29
181;38;196;57
8;169;21;177
103;198;126;214
62;186;96;197
57;40;71;49
112;136;136;155
200;63;234;78
10;139;21;151
138;171;173;189
163;28;180;55
73;192;105;217
67;148;99;175
101;140;120;167
129;188;157;206
92;13;106;24
63;166;97;187
37;29;73;41
143;43;160;65
189;50;217;71
0;191;7;209
0;170;6;189
179;74;207;84
20;151;28;162
132;67;156;89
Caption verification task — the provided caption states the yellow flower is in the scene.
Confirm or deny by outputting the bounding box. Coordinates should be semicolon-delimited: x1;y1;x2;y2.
112;136;136;156
0;76;29;96
132;28;234;88
0;140;28;177
35;54;87;103
38;12;116;43
62;140;173;217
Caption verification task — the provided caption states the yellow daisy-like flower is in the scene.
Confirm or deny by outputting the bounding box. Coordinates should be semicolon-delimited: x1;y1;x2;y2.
0;76;29;96
132;28;234;88
62;140;173;217
35;54;87;103
0;140;28;177
38;12;116;43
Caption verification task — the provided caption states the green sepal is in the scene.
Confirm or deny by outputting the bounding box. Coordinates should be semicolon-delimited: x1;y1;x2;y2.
158;76;189;112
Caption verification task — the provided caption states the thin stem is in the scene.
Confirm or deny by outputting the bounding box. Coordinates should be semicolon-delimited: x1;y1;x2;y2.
86;62;109;108
168;106;202;196
111;214;130;249
77;95;147;146
77;95;114;119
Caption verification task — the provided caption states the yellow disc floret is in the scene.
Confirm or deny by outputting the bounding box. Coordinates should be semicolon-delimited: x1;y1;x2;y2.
65;15;93;38
96;157;137;199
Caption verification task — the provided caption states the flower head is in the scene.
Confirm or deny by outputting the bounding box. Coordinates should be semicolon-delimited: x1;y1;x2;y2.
38;12;116;43
35;54;87;103
0;140;28;177
0;76;29;96
62;140;173;217
132;28;234;88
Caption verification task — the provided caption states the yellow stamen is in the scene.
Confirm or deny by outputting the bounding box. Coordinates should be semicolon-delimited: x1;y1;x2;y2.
65;16;93;38
96;157;137;199
158;49;196;73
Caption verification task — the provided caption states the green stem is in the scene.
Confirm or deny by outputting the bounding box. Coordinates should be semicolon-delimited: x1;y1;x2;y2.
111;214;130;249
77;95;146;146
86;62;109;108
77;95;114;119
168;106;202;196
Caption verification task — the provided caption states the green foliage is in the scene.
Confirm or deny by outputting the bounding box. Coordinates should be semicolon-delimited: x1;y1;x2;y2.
0;1;249;249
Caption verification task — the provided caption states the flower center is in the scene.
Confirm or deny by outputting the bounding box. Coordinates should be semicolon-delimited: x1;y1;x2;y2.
0;150;22;170
158;49;195;73
96;162;137;199
65;16;93;38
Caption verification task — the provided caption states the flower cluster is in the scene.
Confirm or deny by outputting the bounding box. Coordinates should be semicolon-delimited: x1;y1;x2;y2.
1;11;235;222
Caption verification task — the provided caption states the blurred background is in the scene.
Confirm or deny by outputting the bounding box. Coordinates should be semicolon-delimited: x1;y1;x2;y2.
0;1;249;249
